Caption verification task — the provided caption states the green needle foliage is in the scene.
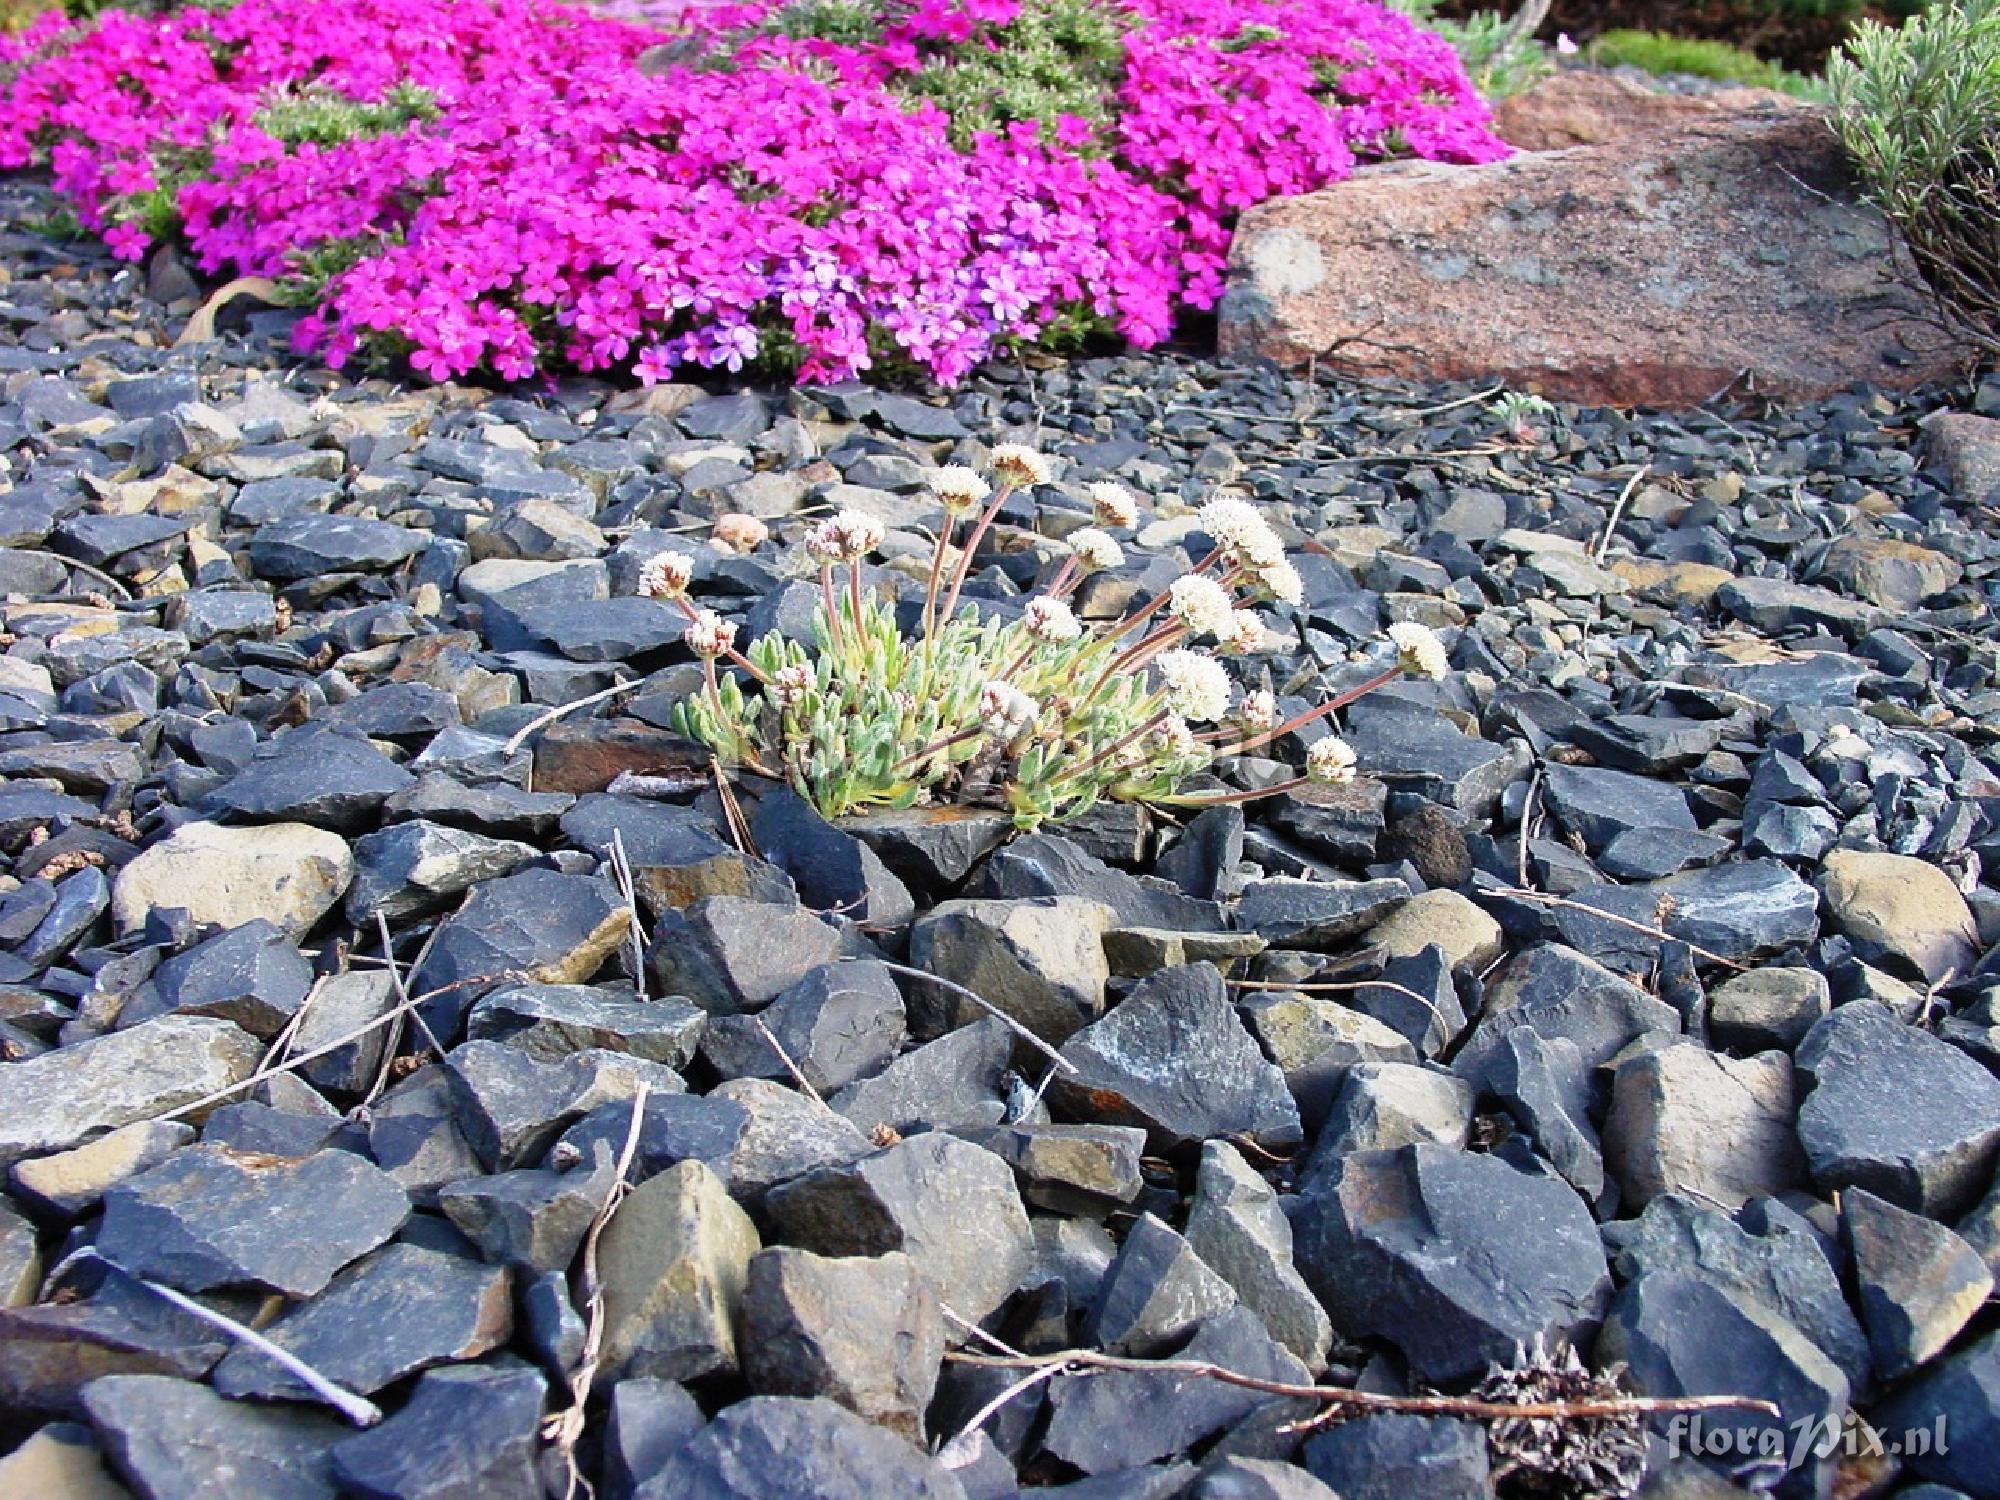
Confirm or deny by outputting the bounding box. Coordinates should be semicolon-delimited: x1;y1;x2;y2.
1829;0;2000;360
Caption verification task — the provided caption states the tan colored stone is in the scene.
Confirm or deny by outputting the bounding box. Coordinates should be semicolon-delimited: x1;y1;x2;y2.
1220;107;1961;407
0;1425;134;1500
597;1160;761;1383
111;819;353;936
1820;849;1979;985
1493;70;1802;152
1609;557;1735;607
1923;411;2000;504
1818;534;1963;609
10;1120;195;1217
1604;1043;1805;1210
711;513;770;554
1363;889;1503;972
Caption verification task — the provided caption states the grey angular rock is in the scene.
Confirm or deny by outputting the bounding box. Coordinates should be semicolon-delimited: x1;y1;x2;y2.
1240;991;1418;1128
635;1395;966;1500
205;729;415;832
83;1374;344;1500
830;1016;1014;1137
1087;1212;1238;1356
468;984;706;1069
841;806;1015;892
0;1015;261;1169
1293;1144;1610;1383
959;1122;1146;1217
907;897;1113;1043
1307;1062;1475;1165
1871;1327;2000;1497
443;1039;684;1170
331;1365;547;1500
1183;1141;1334;1372
213;1243;512;1399
1844;1187;1994;1380
598;1159;761;1382
417;868;630;1039
1718;574;1880;636
1543;763;1698;851
1043;1306;1309;1476
971;832;1226;932
740;1247;945;1440
438;1156;613;1272
1488;1029;1605;1208
9;1119;195;1218
1452;943;1681;1095
751;787;915;928
153;918;311;1041
649;895;842;1015
1795;1000;2000;1218
365;1065;484;1207
701;960;904;1093
1708;967;1830;1054
1341;697;1519;815
95;1144;409;1297
605;1379;706;1500
1603;1044;1806;1211
766;1132;1033;1329
1193;1457;1339;1500
1302;1414;1491;1500
1611;1193;1870;1391
291;969;399;1094
1049;964;1301;1152
1595;1271;1849;1483
345;819;537;922
248;513;427;579
1234;877;1409;950
1265;781;1388;867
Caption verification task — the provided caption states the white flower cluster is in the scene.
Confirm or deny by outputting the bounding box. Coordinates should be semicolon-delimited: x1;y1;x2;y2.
1156;649;1232;722
806;509;887;565
981;681;1039;737
990;444;1053;489
1067;527;1124;574
1388;622;1449;680
1168;575;1236;640
1024;596;1082;644
687;609;737;659
1307;736;1358;783
637;550;694;599
929;465;991;515
1089;481;1139;528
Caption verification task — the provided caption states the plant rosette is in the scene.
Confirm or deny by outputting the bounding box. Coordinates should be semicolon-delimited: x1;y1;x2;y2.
652;449;1450;830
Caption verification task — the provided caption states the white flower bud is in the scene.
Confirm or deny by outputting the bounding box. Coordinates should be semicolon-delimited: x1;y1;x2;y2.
1067;527;1124;574
687;609;736;659
772;663;814;708
1254;559;1304;607
929;465;991;515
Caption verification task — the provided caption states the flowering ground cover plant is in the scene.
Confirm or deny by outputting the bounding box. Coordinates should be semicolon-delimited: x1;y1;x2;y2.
0;0;1506;385
652;450;1449;827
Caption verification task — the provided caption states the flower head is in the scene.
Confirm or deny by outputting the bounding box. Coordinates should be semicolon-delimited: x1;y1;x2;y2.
1168;575;1235;640
1254;560;1304;607
1089;481;1139;528
1067;528;1124;574
1235;688;1276;730
1151;714;1201;761
1023;596;1081;644
980;680;1038;737
930;465;990;515
638;550;695;599
687;609;737;659
1307;736;1358;783
990;444;1052;489
1221;609;1266;656
804;520;845;567
830;509;885;560
1155;649;1231;722
1388;622;1449;680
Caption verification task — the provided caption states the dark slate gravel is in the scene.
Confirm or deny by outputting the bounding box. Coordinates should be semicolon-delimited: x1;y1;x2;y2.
8;165;2000;1497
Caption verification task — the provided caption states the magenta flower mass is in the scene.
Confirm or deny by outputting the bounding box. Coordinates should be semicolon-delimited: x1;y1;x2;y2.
0;0;1507;386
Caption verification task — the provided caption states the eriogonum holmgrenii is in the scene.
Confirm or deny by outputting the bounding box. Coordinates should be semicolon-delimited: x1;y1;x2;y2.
672;450;1456;828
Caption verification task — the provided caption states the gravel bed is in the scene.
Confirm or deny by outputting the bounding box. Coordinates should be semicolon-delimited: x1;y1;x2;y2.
4;171;2000;1500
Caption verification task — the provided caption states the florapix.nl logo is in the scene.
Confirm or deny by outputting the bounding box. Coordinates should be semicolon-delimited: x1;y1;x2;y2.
1663;1412;1948;1477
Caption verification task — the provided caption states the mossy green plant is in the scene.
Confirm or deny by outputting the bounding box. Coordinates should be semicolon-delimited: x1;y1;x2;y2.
1586;27;1827;99
252;82;440;148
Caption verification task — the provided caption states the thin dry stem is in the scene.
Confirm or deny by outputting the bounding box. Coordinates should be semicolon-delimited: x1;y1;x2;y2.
1492;886;1749;971
878;962;1078;1077
504;677;638;756
751;1013;827;1109
944;1348;1780;1425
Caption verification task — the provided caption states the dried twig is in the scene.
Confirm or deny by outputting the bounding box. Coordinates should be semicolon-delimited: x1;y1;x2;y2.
165;969;528;1121
27;549;133;601
1593;466;1649;564
878;962;1078;1077
503;676;639;757
1517;767;1544;892
1225;975;1452;1049
544;1081;652;1500
943;1348;1779;1425
1488;886;1748;971
751;1013;826;1109
608;830;648;1003
87;1252;382;1426
711;755;758;857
